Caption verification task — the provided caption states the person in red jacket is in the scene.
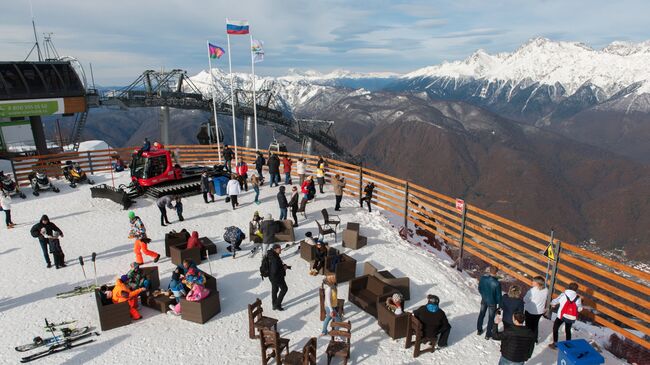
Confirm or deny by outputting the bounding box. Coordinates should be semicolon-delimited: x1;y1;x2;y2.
282;157;292;185
186;231;205;257
236;159;249;191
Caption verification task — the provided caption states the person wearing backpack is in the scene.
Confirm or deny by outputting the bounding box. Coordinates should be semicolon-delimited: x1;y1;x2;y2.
549;282;583;349
267;244;291;311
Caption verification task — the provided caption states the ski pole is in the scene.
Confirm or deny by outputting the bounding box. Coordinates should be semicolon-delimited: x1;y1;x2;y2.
78;256;91;290
44;318;61;345
204;248;213;276
91;252;98;287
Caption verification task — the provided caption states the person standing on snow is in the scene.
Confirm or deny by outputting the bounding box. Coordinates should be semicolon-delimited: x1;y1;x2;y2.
223;144;234;173
321;274;341;335
236;159;249;191
289;185;300;227
316;162;326;194
157;195;176;226
492;311;536;364
255;152;266;184
277;186;288;220
1;192;15;228
268;244;290;311
332;174;346;211
360;182;375;212
251;173;261;205
296;158;306;185
267;153;281;187
523;276;548;343
477;265;502;340
200;170;214;204
549;282;583;349
30;215;63;268
282;156;292;185
226;174;241;210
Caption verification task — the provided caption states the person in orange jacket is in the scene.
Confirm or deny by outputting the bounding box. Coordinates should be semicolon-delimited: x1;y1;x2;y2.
133;237;160;265
112;275;145;319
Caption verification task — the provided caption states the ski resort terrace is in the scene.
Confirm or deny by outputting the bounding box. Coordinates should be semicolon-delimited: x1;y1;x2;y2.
0;144;647;364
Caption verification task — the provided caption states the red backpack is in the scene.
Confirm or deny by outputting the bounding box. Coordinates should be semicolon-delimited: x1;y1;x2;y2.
560;295;579;323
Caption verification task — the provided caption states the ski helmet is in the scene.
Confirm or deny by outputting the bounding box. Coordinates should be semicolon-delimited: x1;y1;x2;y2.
128;211;136;220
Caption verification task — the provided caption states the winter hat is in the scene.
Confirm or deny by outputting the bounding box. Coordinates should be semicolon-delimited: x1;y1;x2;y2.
128;211;136;220
187;268;197;276
120;275;128;283
427;294;440;305
279;186;285;192
265;213;273;220
392;293;403;303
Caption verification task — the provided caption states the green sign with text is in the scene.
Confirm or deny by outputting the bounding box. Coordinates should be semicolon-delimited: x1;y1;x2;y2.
0;100;60;118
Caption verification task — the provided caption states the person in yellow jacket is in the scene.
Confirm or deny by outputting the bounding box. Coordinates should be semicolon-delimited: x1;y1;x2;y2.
112;275;145;319
321;274;341;335
316;163;326;194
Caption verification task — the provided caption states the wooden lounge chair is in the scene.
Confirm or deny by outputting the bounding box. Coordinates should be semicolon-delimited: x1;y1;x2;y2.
325;320;352;365
248;298;279;339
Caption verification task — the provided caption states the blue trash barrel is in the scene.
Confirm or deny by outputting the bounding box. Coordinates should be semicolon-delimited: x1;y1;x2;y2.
557;339;604;365
213;176;229;196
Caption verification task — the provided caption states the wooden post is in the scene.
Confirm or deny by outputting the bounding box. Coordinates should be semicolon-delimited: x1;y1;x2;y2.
457;204;468;272
358;162;363;201
403;181;409;228
86;151;94;174
545;238;563;318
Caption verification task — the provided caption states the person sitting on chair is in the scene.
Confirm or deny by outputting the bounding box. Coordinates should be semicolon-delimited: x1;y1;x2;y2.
386;293;404;315
414;294;451;348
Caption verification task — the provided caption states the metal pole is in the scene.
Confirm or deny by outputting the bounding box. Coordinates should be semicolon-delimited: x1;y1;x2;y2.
545;238;563;318
544;230;554;288
249;34;259;151
457;203;468;272
403;181;409;228
89;63;96;90
226;28;239;164
206;40;222;162
358;162;363;201
31;18;42;61
87;151;94;174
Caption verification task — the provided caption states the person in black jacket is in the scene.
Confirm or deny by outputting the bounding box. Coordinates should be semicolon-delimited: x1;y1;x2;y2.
260;214;279;253
30;215;63;268
277;186;288;220
267;153;281;187
360;182;375;212
255;152;266;184
267;244;290;310
223;145;234;173
492;311;536;364
288;186;300;227
501;286;524;330
413;294;452;347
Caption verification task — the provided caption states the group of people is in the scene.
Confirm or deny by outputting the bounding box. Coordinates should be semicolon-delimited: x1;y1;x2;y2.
477;266;584;364
167;259;212;315
98;261;156;320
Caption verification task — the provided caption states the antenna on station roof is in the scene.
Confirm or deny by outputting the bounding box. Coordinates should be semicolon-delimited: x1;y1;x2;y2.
24;0;43;61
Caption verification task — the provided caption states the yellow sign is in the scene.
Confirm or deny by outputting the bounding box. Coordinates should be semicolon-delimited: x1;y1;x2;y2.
544;242;555;261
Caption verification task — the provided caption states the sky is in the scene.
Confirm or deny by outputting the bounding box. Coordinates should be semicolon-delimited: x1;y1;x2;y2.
1;0;649;85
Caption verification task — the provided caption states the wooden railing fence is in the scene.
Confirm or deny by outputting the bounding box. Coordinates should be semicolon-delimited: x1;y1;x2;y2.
8;144;650;349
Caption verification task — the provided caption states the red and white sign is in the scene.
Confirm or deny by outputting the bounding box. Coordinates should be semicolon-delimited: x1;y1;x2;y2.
456;198;465;213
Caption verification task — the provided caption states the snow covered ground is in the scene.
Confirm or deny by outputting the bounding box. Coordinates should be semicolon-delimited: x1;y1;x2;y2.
0;171;625;364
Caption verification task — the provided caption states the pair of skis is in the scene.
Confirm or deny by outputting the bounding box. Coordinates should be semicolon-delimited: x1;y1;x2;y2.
56;252;99;299
17;319;100;363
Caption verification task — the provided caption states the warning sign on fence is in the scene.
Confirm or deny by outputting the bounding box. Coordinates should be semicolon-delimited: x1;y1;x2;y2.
544;242;556;261
456;198;465;213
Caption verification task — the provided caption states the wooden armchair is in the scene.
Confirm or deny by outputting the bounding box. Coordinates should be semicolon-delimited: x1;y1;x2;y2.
165;230;190;257
363;262;411;301
275;220;296;242
325;321;352;365
299;240;316;262
405;313;436;358
248;298;279;339
324;253;357;283
170;243;202;266
94;286;130;331
348;275;399;318
283;337;317;365
259;328;290;365
377;301;410;339
342;223;367;250
317;221;336;242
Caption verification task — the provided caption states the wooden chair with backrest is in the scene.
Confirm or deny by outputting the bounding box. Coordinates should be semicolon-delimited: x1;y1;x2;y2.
248;298;279;339
259;328;290;365
282;337;317;365
321;209;340;232
405;313;436;358
317;220;336;242
326;320;352;365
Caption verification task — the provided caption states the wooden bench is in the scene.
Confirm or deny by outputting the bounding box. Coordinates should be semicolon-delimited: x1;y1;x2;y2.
165;230;190;257
363;262;411;301
179;272;220;324
348;275;399;318
377;300;410;339
248;298;279;339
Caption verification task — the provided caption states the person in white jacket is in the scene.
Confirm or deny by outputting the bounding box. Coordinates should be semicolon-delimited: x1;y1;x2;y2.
523;276;548;342
226;175;241;210
296;158;306;185
1;193;15;228
549;282;583;349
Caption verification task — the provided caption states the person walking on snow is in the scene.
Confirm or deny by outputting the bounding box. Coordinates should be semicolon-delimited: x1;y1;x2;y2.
549;282;583;349
477;265;502;339
283;157;292;185
226;174;241;209
255;152;266;184
133;236;160;265
128;211;146;240
296;158;306;185
156;195;174;226
223;144;234;173
1;192;15;228
277;185;289;220
30;215;63;268
523;276;548;343
360;182;375;212
251;173;261;205
200;170;214;203
332;174;346;211
321;274;341;335
268;243;290;310
267;153;281;187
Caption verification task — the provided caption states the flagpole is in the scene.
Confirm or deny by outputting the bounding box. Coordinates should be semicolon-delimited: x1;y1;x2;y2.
250;34;259;151
226;28;239;164
207;40;222;162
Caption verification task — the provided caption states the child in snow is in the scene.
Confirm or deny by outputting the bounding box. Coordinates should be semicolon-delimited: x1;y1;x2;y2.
250;211;263;241
184;267;206;287
1;192;15;228
386;293;404;315
43;228;66;269
168;283;211;315
168;269;187;303
133;237;160;265
127;211;146;239
174;196;184;221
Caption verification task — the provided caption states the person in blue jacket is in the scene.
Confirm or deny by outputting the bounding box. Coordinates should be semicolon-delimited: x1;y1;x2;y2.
168;268;187;303
477;265;503;339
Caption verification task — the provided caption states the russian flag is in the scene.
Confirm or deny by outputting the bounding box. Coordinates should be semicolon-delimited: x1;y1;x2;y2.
226;19;250;35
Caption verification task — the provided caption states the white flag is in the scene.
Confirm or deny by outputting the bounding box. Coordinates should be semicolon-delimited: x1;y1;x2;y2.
252;39;265;63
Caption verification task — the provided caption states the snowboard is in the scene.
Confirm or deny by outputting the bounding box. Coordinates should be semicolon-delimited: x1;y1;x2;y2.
56;285;97;299
15;326;92;352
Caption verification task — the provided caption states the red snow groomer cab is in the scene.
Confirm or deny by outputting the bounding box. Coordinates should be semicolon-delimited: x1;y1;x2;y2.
130;147;182;187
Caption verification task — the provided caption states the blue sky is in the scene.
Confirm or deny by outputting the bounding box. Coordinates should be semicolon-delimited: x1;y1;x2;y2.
1;0;648;84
